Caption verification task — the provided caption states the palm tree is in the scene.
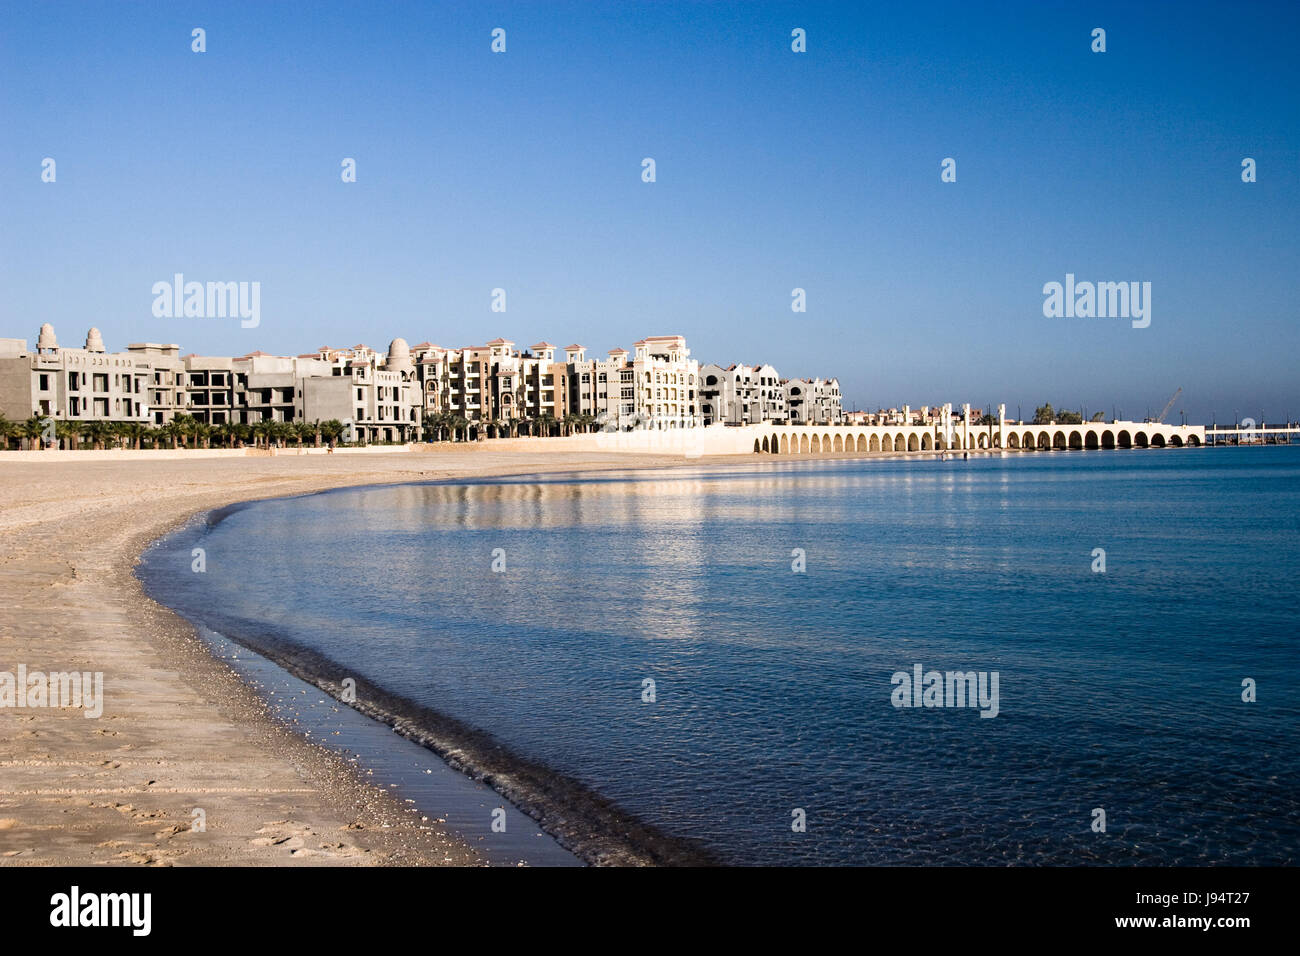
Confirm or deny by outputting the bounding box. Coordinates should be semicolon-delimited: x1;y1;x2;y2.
56;419;82;450
21;416;47;450
319;419;344;447
159;419;182;449
118;422;147;450
425;412;448;442
82;420;110;450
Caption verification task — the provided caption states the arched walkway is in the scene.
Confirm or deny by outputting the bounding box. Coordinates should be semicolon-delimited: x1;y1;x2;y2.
870;434;881;451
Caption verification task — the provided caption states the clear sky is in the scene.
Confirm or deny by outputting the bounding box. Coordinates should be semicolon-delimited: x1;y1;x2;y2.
2;1;1297;424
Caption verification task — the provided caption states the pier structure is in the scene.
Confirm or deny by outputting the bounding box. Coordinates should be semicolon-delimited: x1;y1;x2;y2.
747;405;1205;455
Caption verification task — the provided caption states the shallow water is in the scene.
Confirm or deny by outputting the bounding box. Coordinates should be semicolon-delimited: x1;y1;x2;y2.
139;447;1300;865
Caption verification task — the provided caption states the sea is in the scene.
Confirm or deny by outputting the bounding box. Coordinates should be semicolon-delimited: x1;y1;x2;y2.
138;446;1300;865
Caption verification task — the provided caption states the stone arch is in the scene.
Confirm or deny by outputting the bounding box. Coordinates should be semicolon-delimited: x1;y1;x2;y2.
833;434;844;453
921;433;933;450
823;433;833;453
1101;430;1115;449
1037;432;1051;449
856;434;867;452
1068;430;1083;449
780;434;789;454
1151;433;1166;447
800;434;809;454
810;434;821;453
880;434;892;451
1135;431;1150;448
1023;431;1035;449
978;433;989;449
1169;434;1183;447
907;433;919;451
870;434;881;451
1053;430;1068;449
1187;435;1201;446
1007;432;1020;449
755;438;763;453
1085;431;1100;449
1118;430;1132;448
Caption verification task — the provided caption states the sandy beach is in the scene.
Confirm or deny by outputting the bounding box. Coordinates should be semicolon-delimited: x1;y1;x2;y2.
0;446;703;866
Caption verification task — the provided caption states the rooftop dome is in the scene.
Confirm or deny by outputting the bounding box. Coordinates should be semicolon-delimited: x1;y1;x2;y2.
85;327;105;352
386;337;413;371
37;323;58;351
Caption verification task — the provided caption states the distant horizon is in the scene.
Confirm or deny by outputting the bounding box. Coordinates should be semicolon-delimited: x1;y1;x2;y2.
3;0;1298;424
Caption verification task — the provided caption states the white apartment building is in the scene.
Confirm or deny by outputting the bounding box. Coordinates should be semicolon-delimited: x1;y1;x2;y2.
784;377;843;425
627;335;701;430
700;362;789;425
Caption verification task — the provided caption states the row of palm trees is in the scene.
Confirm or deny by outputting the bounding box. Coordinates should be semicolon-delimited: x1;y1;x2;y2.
0;409;608;450
0;413;354;451
422;411;602;441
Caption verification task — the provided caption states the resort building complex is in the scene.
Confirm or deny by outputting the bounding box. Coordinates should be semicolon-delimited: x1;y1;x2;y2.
0;325;842;442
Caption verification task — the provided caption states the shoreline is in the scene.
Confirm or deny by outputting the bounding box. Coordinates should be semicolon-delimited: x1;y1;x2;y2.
0;449;712;866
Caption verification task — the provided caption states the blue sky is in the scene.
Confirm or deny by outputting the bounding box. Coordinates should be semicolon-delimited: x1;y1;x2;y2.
2;0;1297;423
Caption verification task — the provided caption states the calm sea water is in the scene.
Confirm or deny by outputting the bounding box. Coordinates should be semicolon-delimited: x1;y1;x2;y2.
140;447;1300;865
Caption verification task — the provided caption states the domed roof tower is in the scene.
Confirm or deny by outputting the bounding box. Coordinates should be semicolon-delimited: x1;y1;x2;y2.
386;337;414;376
37;323;58;353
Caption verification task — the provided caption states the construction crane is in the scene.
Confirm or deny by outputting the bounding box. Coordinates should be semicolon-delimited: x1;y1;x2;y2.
1154;386;1182;424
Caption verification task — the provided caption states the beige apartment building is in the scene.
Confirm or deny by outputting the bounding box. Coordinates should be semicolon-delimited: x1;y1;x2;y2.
0;325;153;424
1;326;782;440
